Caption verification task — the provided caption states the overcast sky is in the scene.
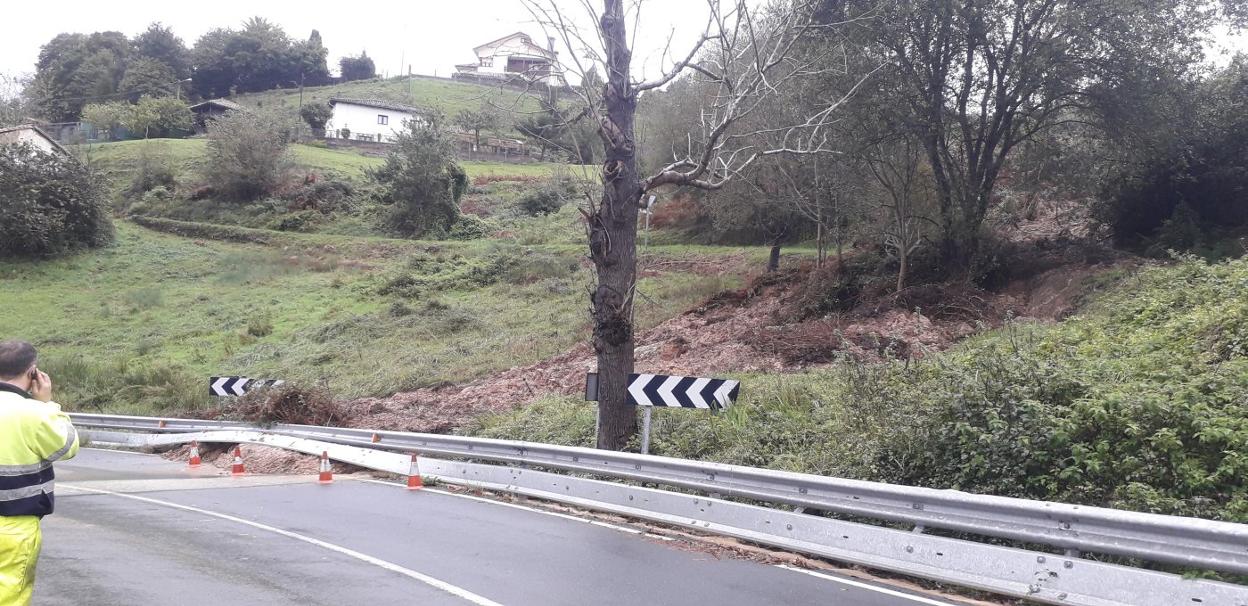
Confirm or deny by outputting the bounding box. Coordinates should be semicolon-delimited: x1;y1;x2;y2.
2;1;1244;86
0;0;715;82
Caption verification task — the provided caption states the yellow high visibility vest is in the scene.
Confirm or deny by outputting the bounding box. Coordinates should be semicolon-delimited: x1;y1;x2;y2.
0;385;79;518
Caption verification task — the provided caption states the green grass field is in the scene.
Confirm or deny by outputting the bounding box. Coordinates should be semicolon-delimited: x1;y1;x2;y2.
78;138;575;183
0;222;741;415
230;75;545;135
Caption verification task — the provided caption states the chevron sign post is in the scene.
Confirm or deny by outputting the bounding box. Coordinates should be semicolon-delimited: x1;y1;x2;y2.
209;376;285;397
585;372;740;454
626;373;740;410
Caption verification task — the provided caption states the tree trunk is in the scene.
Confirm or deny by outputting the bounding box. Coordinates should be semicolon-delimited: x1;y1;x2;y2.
815;220;824;269
897;247;907;292
767;243;782;272
592;0;639;450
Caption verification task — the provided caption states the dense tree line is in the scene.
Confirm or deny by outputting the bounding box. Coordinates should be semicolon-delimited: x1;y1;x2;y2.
635;0;1248;281
24;19;336;122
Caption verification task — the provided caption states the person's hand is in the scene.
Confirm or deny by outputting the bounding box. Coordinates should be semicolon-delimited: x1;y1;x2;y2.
30;370;52;403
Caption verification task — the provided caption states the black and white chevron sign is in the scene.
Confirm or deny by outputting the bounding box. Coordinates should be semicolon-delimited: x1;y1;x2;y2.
585;373;740;410
209;376;285;397
628;373;739;409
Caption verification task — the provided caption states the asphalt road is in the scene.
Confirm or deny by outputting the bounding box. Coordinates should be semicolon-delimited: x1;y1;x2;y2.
34;448;961;606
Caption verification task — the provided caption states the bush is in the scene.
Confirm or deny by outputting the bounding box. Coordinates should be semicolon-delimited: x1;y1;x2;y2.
246;313;274;337
447;214;493;240
370;116;468;237
1097;61;1248;252
126;143;178;197
0;144;113;258
299;102;332;137
280;177;353;213
203;109;292;201
517;186;564;216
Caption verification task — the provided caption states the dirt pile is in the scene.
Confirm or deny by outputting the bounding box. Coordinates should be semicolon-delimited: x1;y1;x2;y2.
341;238;1129;433
162;442;356;475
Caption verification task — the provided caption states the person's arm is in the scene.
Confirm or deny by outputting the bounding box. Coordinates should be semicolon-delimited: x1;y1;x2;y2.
27;401;80;464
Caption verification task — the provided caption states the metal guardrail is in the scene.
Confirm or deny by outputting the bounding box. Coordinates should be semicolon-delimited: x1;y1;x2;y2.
69;413;1248;606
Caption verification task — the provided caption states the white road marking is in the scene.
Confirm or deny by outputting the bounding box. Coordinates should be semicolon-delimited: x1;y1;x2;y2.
776;565;961;605
366;480;957;604
360;479;675;541
60;483;505;606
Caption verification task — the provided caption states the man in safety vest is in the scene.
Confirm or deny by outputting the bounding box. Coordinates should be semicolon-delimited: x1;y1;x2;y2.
0;340;79;606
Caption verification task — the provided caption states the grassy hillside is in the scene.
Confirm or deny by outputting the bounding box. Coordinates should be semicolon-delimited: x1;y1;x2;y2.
0;222;739;415
79;139;573;184
472;256;1248;522
228;75;545;134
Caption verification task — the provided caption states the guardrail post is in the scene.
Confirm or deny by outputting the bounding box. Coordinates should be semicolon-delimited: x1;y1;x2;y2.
640;407;652;455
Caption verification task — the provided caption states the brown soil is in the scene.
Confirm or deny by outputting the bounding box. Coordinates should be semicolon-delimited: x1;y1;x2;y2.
340;235;1130;433
162;442;356;475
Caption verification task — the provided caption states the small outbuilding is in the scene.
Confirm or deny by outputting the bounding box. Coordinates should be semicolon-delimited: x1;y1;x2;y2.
189;99;245;133
0;124;71;156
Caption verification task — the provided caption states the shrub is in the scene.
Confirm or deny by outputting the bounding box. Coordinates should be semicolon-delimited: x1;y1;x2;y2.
203;109;292;201
517;186;564;216
447;214;493;240
126;143;178;197
0;144;113;258
280;177;353;213
299;101;332;137
370;116;468;237
246;314;274;337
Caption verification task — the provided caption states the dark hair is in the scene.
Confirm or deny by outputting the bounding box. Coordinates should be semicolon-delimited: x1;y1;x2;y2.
0;341;37;380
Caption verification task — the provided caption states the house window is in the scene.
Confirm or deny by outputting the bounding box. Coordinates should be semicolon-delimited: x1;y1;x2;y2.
377;114;389;125
481;57;493;67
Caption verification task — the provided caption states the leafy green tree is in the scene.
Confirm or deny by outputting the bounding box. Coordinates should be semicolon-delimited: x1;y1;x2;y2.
190;28;235;98
296;30;331;86
1098;56;1248;255
133;96;192;138
339;52;376;82
453;104;500;148
190;19;306;98
119;57;178;101
203;109;292;200
825;0;1227;266
133;22;190;79
370;115;467;237
32;31;131;121
299;101;332;136
231;17;300;93
0;143;113;257
81;101;129;138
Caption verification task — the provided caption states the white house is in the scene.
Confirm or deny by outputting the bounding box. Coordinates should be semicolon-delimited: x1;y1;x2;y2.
325;98;430;143
455;32;563;86
0;124;70;156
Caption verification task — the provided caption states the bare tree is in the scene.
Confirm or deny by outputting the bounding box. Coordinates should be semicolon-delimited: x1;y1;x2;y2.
523;0;873;449
0;73;32;128
864;134;931;292
829;0;1223;265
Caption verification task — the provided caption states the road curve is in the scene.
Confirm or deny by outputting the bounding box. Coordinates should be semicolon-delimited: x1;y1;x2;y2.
35;449;962;606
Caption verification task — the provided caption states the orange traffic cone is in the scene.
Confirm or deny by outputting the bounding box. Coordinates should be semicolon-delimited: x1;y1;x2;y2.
318;451;333;484
188;441;202;467
406;452;423;490
230;446;246;475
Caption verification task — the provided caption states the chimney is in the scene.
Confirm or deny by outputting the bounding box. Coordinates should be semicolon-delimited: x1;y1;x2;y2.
548;36;556;56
